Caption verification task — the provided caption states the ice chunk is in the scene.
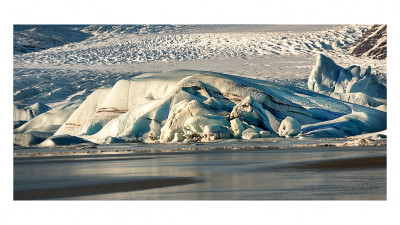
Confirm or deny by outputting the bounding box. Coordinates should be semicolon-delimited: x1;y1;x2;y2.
201;124;231;142
278;116;301;137
230;118;245;138
259;130;271;138
242;128;260;139
203;124;228;135
171;132;184;143
230;96;275;134
346;67;386;98
184;115;230;136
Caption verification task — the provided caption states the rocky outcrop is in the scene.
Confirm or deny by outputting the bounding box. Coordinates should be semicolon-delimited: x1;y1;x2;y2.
349;25;386;60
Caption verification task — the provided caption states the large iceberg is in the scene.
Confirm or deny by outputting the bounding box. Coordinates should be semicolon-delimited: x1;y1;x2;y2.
308;54;386;99
16;69;387;145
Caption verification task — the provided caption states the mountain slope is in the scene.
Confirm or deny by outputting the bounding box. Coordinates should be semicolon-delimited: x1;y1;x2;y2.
349;25;387;59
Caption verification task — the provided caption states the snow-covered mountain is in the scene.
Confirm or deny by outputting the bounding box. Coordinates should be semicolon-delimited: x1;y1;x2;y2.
348;25;387;59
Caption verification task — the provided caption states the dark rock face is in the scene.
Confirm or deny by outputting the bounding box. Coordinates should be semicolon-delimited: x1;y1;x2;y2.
349;25;387;59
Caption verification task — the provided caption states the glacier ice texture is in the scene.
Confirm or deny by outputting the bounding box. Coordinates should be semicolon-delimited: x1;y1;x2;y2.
14;69;387;146
308;54;386;100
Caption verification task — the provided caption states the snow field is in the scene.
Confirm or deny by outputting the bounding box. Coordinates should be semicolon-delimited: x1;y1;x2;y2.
14;25;370;67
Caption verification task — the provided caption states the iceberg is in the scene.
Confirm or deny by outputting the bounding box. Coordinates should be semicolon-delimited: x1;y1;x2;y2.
308;54;386;99
17;69;386;144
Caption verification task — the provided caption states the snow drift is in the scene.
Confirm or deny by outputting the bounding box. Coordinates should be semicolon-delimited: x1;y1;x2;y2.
31;69;386;145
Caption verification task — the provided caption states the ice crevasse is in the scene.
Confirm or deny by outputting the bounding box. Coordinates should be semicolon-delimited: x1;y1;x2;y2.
43;69;386;144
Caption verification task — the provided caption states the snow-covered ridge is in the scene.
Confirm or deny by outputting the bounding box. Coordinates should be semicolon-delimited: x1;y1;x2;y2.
14;25;370;67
